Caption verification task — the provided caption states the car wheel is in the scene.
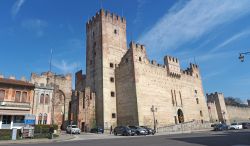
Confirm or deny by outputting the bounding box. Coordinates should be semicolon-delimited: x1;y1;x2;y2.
136;131;140;136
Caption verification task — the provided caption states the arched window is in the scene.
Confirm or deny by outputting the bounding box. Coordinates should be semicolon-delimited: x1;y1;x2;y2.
45;94;50;104
43;113;47;125
38;113;42;124
171;90;174;106
40;94;44;104
174;90;177;106
179;91;183;106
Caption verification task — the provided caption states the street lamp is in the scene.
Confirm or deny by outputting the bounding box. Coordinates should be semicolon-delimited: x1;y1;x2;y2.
239;52;250;62
151;105;157;131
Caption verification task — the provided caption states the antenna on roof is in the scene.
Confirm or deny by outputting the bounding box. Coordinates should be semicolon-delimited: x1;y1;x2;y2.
49;49;53;72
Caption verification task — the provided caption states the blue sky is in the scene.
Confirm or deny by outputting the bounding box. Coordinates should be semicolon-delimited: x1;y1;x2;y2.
0;0;250;101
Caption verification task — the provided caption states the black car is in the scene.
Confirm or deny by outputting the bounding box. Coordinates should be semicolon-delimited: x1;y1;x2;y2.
213;124;228;131
242;122;250;129
140;126;156;135
128;126;148;135
114;126;134;136
90;127;104;134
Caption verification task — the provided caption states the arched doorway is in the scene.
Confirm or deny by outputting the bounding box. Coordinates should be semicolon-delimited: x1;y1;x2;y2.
177;109;184;123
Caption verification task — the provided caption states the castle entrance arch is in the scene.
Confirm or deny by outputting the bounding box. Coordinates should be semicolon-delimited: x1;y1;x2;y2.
177;109;184;123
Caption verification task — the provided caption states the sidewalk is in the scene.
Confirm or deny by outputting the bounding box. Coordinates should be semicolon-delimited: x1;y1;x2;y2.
0;134;75;145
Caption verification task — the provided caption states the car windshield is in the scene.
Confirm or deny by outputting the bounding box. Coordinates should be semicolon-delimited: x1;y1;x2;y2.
72;125;77;128
231;123;237;125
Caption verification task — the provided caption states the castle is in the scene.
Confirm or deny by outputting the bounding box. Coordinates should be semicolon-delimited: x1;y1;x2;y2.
72;9;210;131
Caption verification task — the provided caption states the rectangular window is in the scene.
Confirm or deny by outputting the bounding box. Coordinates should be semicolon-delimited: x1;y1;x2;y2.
111;91;115;97
196;98;199;104
112;113;116;118
0;89;5;101
13;116;24;123
15;91;21;102
110;63;114;68
200;110;203;117
22;92;27;103
2;115;11;124
110;77;114;82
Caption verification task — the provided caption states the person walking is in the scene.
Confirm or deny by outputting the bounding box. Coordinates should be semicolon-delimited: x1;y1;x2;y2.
110;126;113;134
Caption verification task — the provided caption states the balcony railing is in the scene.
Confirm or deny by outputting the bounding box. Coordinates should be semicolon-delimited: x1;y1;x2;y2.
0;101;31;110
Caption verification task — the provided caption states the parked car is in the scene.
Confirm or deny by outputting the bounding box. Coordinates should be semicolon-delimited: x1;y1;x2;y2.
128;126;148;135
228;123;243;130
114;126;134;136
90;127;104;134
242;122;250;129
213;124;228;131
140;126;156;135
66;125;81;134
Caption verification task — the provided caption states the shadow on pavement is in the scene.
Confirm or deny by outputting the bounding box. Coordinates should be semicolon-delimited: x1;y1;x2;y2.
169;131;250;146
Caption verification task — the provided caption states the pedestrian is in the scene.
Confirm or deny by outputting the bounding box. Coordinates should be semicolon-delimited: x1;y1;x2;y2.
110;126;113;134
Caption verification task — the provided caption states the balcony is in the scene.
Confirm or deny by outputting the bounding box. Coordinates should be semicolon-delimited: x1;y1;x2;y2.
0;101;31;111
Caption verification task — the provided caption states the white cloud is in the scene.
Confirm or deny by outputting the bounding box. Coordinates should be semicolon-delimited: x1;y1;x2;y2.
11;0;26;18
21;19;48;37
139;0;250;52
52;60;80;74
210;30;250;53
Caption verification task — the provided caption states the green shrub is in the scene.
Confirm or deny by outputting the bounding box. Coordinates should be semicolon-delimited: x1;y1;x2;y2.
34;125;58;134
0;129;21;140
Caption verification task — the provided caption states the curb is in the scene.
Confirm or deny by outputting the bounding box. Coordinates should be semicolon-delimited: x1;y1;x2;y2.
0;135;76;145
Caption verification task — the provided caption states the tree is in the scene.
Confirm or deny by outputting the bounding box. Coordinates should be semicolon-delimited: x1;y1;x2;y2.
224;97;247;107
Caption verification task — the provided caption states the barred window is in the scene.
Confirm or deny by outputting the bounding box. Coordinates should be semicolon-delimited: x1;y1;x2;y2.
45;94;50;104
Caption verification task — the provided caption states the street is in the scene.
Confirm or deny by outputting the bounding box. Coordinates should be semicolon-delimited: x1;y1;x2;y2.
4;129;250;146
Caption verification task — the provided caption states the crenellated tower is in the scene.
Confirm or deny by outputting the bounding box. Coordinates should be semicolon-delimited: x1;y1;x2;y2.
85;9;127;129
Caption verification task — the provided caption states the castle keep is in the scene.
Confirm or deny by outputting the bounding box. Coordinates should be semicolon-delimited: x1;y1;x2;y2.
73;9;210;130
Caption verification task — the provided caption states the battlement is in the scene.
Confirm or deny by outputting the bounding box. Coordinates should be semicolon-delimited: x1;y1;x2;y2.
190;63;199;69
164;56;179;64
86;9;126;28
129;41;146;52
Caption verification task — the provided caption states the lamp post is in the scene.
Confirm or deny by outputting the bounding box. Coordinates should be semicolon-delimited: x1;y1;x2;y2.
239;52;250;62
222;111;226;124
151;105;157;132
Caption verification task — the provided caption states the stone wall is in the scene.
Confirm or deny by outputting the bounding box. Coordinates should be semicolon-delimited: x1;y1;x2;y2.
226;106;250;123
116;42;209;128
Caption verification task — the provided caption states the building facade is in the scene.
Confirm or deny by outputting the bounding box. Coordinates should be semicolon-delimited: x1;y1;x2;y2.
31;72;72;129
81;9;209;130
0;75;34;129
32;82;53;125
